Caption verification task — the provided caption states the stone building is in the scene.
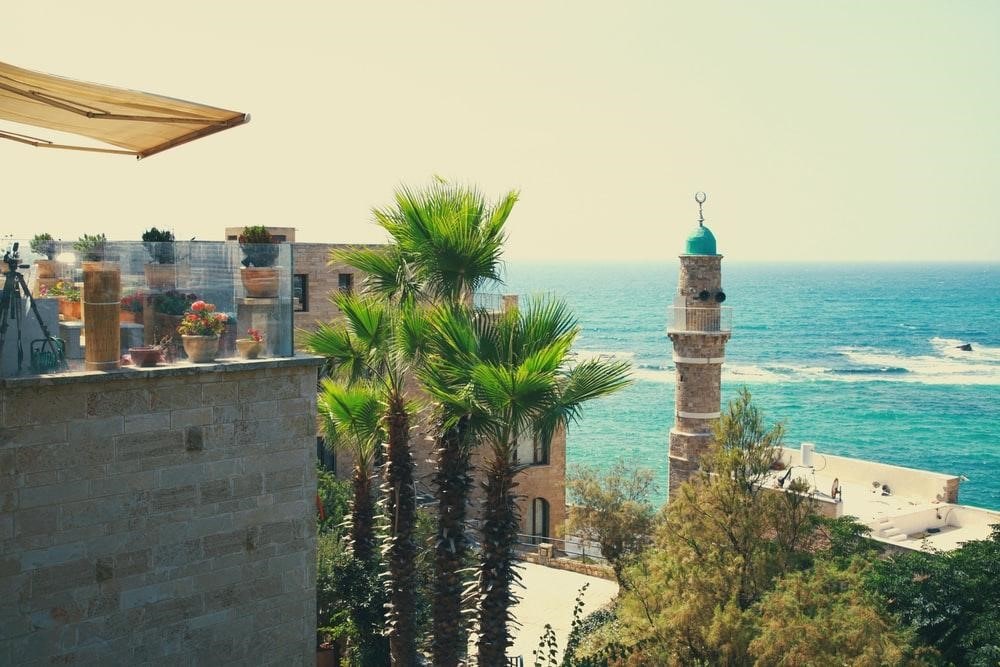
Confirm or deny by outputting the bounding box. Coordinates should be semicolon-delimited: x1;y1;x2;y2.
667;194;732;498
229;227;568;542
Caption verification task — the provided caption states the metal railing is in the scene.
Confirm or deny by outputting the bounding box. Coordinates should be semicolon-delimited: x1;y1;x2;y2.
514;533;608;564
666;306;733;334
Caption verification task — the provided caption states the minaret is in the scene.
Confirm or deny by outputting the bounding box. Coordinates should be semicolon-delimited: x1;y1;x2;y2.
667;193;731;498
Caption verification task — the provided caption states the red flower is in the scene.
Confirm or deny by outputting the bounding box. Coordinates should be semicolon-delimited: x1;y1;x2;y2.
191;300;207;312
186;314;197;322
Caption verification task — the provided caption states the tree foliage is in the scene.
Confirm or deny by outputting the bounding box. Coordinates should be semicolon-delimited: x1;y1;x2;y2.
565;460;657;586
750;559;913;666
596;389;912;666
866;525;1000;665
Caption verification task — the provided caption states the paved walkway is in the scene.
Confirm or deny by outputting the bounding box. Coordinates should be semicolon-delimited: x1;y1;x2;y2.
506;562;619;663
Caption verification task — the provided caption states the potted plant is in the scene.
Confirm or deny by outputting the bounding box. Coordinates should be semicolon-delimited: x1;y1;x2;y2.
148;290;197;355
141;227;176;289
29;233;59;278
177;300;227;363
128;345;163;368
238;225;280;298
120;291;144;324
73;233;108;262
74;233;120;371
49;280;82;321
236;327;264;359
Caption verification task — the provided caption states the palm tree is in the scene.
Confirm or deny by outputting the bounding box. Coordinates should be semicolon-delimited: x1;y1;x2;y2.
424;299;632;666
306;293;420;666
338;180;517;667
317;380;381;563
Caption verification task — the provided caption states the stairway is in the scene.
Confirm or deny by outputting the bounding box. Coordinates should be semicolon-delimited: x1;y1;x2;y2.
875;516;907;542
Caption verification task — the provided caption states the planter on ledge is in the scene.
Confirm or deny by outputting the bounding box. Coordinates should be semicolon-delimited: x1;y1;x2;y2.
59;299;82;321
240;267;279;298
129;346;163;368
236;339;263;359
182;334;219;363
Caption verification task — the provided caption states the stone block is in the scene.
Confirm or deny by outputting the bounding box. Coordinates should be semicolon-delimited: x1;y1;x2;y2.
203;528;249;559
200;479;231;504
123;412;171;434
3;388;85;427
171;407;213;429
202;382;238;406
264;467;303;493
18;480;89;509
0;422;68;449
30;558;95;597
15;506;58;537
114;429;184;462
149;385;203;412
86;389;149;418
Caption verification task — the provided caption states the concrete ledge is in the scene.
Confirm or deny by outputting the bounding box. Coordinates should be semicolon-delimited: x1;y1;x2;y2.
1;354;323;389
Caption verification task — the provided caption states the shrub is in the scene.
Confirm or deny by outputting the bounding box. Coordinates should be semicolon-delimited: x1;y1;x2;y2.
73;233;107;261
141;227;175;264
238;225;279;267
29;233;55;259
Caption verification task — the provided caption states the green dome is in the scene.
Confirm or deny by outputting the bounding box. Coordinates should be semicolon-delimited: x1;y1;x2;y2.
684;223;717;255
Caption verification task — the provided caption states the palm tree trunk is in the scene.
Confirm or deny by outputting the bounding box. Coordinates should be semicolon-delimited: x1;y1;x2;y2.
351;466;376;564
476;450;521;667
431;414;473;667
383;394;418;666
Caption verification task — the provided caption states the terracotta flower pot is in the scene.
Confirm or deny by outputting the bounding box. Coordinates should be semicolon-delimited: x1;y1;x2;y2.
129;346;163;368
144;263;177;289
236;338;263;359
59;299;82;321
181;335;219;363
34;259;59;278
240;267;279;298
119;311;141;324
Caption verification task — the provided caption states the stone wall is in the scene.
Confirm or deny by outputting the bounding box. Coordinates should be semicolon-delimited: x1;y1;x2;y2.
291;243;382;332
0;357;322;666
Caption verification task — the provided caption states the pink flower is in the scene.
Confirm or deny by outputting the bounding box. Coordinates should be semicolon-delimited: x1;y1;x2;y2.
186;314;197;322
216;313;228;322
191;300;207;312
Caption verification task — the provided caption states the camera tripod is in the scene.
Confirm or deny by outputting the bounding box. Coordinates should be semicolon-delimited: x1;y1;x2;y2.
0;243;66;374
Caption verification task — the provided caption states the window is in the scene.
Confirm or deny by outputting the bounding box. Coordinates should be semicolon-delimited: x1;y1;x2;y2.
533;438;549;465
338;273;353;293
293;274;309;312
272;235;287;243
531;498;550;543
515;431;548;465
316;436;336;474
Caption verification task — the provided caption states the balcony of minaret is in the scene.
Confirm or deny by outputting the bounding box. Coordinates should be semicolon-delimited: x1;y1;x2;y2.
666;305;733;334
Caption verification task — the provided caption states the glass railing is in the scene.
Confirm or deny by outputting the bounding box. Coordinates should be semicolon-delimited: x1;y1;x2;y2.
0;239;293;378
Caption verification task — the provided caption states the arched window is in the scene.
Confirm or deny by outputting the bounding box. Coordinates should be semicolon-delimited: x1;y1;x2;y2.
531;497;550;544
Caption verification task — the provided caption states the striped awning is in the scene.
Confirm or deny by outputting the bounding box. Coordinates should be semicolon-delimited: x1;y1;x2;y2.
0;60;248;159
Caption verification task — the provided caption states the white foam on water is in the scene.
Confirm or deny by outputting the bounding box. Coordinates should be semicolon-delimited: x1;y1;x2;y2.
931;337;1000;362
834;345;1000;385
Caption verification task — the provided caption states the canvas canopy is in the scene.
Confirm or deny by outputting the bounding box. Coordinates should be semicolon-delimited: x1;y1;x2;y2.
0;61;248;159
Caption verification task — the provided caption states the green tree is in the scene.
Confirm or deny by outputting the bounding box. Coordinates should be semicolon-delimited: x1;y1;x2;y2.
866;525;1000;665
337;180;516;667
316;381;381;561
426;298;631;666
565;460;658;587
306;293;421;666
750;559;913;665
613;389;822;665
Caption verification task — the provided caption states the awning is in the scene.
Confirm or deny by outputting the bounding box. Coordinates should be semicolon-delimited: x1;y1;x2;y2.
0;61;248;159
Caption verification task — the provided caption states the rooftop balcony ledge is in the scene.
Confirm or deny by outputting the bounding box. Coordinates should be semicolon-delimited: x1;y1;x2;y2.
666;306;733;334
0;353;323;388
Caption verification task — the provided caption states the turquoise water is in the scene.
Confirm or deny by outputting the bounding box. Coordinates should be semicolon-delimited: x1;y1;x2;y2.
503;262;1000;510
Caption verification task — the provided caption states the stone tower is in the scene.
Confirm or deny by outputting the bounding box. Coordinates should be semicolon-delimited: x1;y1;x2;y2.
667;193;731;498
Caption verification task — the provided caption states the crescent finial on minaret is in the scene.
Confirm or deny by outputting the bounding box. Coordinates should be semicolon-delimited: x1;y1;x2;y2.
695;191;707;225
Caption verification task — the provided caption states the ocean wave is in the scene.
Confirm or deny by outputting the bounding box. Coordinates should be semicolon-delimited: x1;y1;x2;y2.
931;337;1000;362
579;342;1000;387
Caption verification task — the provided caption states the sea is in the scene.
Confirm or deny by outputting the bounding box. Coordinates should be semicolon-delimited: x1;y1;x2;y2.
502;262;1000;511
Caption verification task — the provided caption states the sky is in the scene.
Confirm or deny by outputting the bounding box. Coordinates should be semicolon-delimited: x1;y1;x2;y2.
2;1;998;262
